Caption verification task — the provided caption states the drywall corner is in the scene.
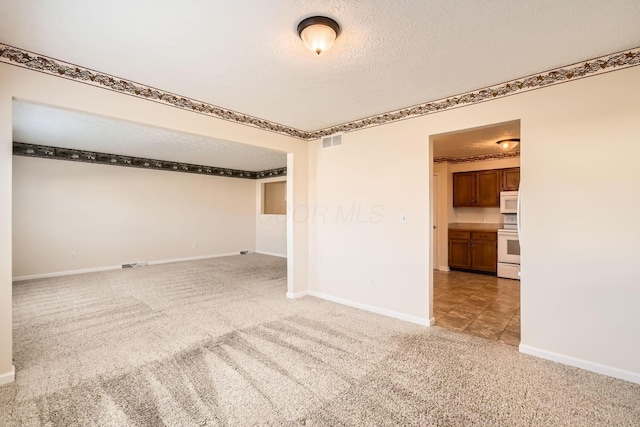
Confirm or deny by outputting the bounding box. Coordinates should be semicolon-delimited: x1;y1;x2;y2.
0;365;14;387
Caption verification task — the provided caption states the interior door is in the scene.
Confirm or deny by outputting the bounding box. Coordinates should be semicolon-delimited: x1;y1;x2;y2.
432;174;438;269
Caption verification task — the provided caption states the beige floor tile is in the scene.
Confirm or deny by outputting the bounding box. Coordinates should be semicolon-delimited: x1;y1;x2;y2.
433;270;520;346
453;303;486;316
436;308;479;330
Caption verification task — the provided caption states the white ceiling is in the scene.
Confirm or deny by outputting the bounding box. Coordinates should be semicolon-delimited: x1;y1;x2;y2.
12;101;287;171
1;1;639;132
433;120;520;160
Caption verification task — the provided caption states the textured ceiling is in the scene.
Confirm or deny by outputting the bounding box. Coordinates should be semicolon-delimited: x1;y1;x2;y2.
433;120;520;160
1;1;639;132
12;101;287;171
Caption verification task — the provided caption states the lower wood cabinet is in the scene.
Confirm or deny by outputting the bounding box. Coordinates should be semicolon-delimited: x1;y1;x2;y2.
448;230;497;273
449;231;472;268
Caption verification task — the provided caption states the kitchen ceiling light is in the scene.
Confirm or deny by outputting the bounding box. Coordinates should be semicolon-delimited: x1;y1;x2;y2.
496;138;520;150
297;16;340;55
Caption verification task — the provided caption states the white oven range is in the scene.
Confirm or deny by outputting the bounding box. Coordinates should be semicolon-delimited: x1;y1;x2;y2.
497;214;520;280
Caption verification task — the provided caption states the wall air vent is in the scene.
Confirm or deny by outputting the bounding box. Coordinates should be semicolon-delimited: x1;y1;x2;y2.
321;133;344;149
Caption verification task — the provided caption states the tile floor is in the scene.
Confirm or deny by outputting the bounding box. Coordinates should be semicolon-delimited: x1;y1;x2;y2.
433;270;520;346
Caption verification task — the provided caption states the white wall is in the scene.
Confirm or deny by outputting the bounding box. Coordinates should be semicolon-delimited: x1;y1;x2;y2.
0;87;11;385
0;63;309;383
12;156;256;278
255;177;287;257
309;67;640;383
2;52;639;386
309;121;431;324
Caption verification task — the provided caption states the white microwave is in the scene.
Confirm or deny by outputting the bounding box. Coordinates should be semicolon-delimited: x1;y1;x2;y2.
500;191;519;214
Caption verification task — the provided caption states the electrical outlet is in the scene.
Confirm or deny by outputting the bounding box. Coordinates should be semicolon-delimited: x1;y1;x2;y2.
69;251;76;259
192;241;196;249
369;280;376;289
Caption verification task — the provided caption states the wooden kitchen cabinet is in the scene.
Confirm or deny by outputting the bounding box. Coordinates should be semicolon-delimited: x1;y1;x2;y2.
476;170;500;206
469;232;498;272
448;229;497;273
452;173;476;207
453;167;520;207
453;170;500;207
501;168;520;191
448;231;472;269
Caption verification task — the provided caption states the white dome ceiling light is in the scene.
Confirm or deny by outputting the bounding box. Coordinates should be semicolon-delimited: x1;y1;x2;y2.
496;138;520;150
297;16;341;55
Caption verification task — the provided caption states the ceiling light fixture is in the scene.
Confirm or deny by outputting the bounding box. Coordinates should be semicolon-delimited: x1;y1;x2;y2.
496;138;520;150
297;16;341;55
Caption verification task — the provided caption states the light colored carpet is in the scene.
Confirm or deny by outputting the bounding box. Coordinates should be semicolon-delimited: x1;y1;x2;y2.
1;254;639;426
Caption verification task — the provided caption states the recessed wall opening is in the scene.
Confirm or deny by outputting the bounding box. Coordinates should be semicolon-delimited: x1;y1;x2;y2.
262;181;287;215
430;119;521;346
11;99;291;287
10;98;295;385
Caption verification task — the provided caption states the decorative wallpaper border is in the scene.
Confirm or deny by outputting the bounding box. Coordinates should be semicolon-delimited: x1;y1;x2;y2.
2;43;639;141
434;151;520;164
13;142;287;180
308;47;640;139
0;44;310;140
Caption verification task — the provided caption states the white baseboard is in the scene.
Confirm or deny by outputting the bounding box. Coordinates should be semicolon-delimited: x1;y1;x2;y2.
437;266;450;272
254;251;287;258
147;252;239;266
13;252;242;281
0;366;15;386
286;290;309;299
519;344;640;385
13;265;122;281
307;291;433;327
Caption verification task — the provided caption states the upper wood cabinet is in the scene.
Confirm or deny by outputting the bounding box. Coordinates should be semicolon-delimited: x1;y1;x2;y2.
501;168;520;191
453;170;500;207
453;167;520;207
452;172;476;207
476;170;500;206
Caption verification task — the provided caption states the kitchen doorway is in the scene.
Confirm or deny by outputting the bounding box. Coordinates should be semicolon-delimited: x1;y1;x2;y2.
430;120;521;346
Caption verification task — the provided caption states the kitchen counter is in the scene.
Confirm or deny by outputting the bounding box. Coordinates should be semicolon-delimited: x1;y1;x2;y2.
448;222;502;232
